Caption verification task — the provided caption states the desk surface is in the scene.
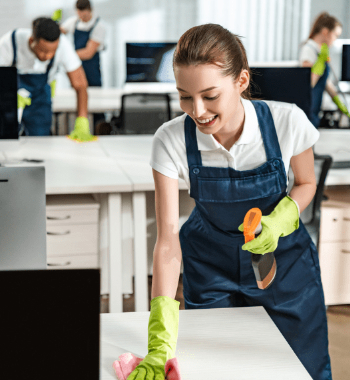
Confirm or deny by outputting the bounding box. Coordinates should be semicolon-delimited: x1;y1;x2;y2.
0;137;133;194
53;86;180;113
100;307;311;379
99;135;189;191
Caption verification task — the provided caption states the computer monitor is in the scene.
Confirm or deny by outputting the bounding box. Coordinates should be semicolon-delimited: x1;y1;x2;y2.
0;166;47;270
126;42;177;82
250;67;312;119
0;66;18;139
341;44;350;81
0;269;100;380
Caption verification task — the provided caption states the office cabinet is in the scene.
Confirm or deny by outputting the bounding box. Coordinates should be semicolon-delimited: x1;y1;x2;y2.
46;194;100;270
319;187;350;304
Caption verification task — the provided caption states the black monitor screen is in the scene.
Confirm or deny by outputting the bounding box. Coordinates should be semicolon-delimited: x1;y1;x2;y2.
126;42;177;82
0;66;18;139
0;269;100;380
341;44;350;81
250;67;312;119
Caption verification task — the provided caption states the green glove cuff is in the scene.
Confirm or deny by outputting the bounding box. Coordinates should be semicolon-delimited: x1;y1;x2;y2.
311;43;329;76
147;296;180;364
52;9;62;22
50;80;56;99
332;95;350;116
17;93;31;109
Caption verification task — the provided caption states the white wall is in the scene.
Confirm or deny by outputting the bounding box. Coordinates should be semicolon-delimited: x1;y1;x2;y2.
3;0;345;88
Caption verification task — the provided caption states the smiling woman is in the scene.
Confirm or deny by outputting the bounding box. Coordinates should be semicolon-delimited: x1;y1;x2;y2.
127;24;332;380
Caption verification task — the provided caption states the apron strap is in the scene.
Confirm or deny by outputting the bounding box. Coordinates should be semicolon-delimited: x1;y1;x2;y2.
185;115;202;167
11;30;17;67
251;100;283;161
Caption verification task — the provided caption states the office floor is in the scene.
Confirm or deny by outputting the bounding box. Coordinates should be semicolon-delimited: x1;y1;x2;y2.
100;275;350;379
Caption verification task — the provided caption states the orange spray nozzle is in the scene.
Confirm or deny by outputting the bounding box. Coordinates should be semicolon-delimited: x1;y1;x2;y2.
243;208;262;244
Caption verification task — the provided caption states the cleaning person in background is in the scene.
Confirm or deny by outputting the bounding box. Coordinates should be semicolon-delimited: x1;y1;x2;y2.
0;17;96;141
126;24;332;380
300;12;348;128
60;0;106;128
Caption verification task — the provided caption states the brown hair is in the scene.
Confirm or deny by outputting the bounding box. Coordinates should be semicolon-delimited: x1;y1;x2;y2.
308;12;342;39
173;24;251;99
76;0;91;11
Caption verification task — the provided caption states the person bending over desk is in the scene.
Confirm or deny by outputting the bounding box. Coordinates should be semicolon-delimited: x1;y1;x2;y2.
127;23;332;380
300;12;349;128
0;17;95;141
60;0;106;127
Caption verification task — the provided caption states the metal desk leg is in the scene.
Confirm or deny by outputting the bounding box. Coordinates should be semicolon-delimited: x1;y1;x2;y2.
132;191;149;311
108;193;123;313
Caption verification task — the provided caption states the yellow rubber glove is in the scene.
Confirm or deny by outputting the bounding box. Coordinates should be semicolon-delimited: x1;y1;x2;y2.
238;196;299;254
127;296;180;380
332;95;350;117
311;43;329;76
52;9;62;23
68;117;97;142
17;92;31;109
50;80;56;99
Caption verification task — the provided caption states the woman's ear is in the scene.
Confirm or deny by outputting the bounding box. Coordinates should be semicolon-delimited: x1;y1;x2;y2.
238;70;250;94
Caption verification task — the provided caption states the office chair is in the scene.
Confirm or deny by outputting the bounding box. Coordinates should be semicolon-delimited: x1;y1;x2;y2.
110;93;171;135
300;154;333;249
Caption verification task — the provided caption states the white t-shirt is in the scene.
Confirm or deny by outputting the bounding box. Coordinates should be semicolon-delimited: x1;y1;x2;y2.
61;15;106;52
0;29;82;83
299;39;320;65
150;98;319;190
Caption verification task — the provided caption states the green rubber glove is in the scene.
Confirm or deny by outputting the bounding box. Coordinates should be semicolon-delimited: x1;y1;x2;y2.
238;196;299;254
311;43;329;76
68;117;97;142
50;80;56;99
17;92;31;109
127;296;180;380
52;9;62;23
332;95;350;117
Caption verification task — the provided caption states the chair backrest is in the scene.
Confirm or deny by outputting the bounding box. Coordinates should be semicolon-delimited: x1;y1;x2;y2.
299;153;333;248
120;93;171;134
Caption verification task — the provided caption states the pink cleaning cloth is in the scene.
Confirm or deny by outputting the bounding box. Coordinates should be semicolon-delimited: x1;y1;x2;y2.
113;353;181;380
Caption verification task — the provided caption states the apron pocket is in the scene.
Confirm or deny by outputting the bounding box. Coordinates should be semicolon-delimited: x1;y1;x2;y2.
272;243;318;306
198;171;281;202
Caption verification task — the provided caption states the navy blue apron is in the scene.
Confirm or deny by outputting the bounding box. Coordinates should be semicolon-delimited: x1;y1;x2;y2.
12;30;54;136
310;45;330;128
179;100;332;380
74;17;104;127
74;17;102;87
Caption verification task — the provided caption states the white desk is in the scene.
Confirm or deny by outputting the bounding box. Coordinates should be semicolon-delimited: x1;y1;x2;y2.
0;137;132;313
53;86;180;114
315;129;350;185
100;307;312;379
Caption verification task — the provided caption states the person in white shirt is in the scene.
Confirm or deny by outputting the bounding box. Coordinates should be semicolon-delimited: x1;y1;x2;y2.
61;0;106;126
299;12;348;128
0;17;95;140
127;24;332;380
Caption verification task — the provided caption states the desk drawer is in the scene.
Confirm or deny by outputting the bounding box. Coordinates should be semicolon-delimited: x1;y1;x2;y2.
46;209;99;226
319;241;350;305
46;224;98;256
47;254;99;269
320;207;350;242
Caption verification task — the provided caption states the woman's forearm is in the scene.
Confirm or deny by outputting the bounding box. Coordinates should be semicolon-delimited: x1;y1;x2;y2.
289;183;316;214
151;238;182;300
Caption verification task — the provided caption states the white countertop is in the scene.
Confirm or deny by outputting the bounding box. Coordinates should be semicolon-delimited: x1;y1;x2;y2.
100;307;312;379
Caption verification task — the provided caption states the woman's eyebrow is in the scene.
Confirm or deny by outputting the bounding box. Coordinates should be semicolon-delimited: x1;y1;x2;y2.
176;86;218;93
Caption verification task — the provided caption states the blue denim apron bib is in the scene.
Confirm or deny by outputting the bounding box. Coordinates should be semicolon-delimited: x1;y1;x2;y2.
12;30;54;136
179;100;332;380
74;18;102;87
